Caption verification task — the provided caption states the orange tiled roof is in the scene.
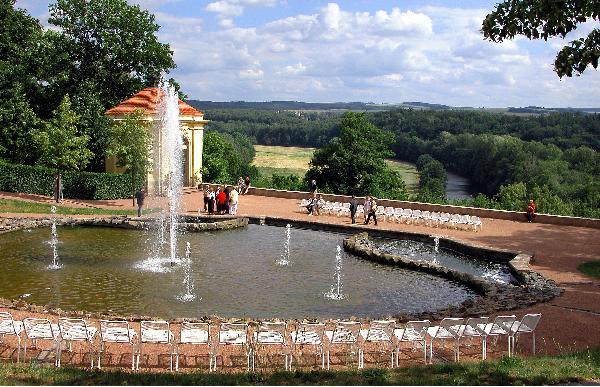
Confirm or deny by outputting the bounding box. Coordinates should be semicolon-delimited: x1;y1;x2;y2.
105;87;204;117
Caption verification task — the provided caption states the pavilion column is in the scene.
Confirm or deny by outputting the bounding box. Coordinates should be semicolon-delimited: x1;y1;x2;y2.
191;126;204;184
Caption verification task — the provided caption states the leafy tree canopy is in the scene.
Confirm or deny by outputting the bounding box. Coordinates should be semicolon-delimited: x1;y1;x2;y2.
32;95;93;172
48;0;176;109
482;0;600;77
306;112;408;200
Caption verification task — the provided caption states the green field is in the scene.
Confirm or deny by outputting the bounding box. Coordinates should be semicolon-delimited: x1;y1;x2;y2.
253;145;420;193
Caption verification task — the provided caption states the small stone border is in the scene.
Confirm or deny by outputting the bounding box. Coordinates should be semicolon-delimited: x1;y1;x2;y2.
343;232;563;322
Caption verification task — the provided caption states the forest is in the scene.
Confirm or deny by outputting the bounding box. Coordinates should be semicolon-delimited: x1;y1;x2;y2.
196;106;600;218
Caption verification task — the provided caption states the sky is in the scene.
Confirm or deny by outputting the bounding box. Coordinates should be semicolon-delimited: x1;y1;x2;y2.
14;0;600;107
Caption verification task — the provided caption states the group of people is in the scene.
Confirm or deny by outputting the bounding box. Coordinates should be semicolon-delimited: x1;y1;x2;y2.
202;184;237;215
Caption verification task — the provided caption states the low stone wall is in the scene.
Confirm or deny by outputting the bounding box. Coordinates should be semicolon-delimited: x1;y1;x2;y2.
205;184;599;229
343;232;562;322
0;215;248;234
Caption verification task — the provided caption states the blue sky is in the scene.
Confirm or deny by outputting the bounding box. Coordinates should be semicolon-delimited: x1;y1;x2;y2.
14;0;600;107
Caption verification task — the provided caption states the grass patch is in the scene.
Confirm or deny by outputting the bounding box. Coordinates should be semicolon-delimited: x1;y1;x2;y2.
1;348;598;385
0;199;158;216
578;260;600;279
385;159;420;192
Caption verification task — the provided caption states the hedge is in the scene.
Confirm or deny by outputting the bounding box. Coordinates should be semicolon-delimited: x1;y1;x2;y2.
0;161;144;200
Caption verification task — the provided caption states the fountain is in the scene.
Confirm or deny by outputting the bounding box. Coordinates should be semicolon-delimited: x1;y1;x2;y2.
47;206;61;270
276;224;291;266
325;245;345;300
432;236;440;265
178;242;197;302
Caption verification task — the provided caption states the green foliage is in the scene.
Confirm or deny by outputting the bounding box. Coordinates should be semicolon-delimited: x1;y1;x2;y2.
32;95;93;172
482;0;600;78
0;160;142;200
202;131;256;184
416;154;447;201
107;109;152;195
48;0;176;109
306;112;408;200
0;198;156;216
578;260;600;279
496;182;528;211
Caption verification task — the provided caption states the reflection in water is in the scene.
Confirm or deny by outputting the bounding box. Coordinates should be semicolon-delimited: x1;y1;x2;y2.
0;225;477;319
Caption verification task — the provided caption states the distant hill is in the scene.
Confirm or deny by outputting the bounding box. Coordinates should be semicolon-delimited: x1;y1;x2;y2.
187;100;599;114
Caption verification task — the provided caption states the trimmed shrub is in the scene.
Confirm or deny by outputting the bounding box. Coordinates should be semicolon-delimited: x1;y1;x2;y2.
0;160;143;200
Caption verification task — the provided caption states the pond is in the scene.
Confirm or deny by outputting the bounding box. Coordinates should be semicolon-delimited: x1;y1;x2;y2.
0;225;478;319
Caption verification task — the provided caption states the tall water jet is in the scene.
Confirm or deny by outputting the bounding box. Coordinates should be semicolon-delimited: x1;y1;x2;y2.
48;206;61;270
158;81;184;266
178;242;197;302
432;236;440;265
276;224;291;266
325;245;345;300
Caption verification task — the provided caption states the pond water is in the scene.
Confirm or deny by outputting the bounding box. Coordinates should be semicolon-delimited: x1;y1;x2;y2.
0;225;477;319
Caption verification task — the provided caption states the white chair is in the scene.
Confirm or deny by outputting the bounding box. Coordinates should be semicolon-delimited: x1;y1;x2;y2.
427;317;465;363
359;320;395;368
394;320;430;366
139;320;176;371
482;315;516;357
384;207;396;223
393;208;404;223
98;320;139;370
429;212;441;227
438;213;451;228
23;318;61;366
459;317;489;360
411;209;423;225
510;314;541;355
421;211;432;227
57;318;97;368
468;215;483;231
214;322;251;371
176;322;212;371
0;312;24;362
253;321;290;371
339;202;351;217
290;322;325;370
324;321;361;370
401;209;412;224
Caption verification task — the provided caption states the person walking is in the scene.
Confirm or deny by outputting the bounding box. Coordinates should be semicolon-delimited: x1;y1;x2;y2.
134;188;145;217
363;196;371;223
229;187;239;215
365;197;378;225
526;199;537;223
349;195;359;224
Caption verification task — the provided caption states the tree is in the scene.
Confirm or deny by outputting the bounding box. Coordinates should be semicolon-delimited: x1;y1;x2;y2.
202;131;255;184
32;95;93;201
106;109;152;205
305;112;408;199
482;1;600;77
48;0;176;109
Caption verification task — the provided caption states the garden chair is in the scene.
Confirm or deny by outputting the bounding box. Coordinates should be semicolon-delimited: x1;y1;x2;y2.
23;317;61;366
290;322;325;370
359;320;395;368
324;321;361;370
393;207;404;223
401;208;412;224
176;322;212;371
411;209;423;225
394;320;429;365
139;320;176;371
57;318;97;368
458;317;489;360
427;317;465;362
384;207;396;222
214;322;251;371
482;315;516;357
429;212;441;227
253;321;290;371
0;312;24;362
98;320;139;370
509;313;541;355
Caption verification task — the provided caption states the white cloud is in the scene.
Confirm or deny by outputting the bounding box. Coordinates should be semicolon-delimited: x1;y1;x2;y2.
282;62;307;75
205;0;280;19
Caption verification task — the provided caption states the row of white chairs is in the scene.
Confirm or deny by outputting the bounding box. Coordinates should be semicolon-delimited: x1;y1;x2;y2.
0;312;539;371
299;199;483;231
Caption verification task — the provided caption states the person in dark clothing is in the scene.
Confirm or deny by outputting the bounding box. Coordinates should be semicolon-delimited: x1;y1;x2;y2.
203;185;210;212
349;195;359;224
134;188;145;217
223;187;230;214
243;175;251;195
207;188;215;214
309;179;317;197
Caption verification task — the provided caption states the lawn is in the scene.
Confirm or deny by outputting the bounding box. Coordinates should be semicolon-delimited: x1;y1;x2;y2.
0;348;598;385
253;145;420;193
0;199;157;216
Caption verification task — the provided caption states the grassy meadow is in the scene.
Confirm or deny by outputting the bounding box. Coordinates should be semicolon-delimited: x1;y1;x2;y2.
0;199;158;216
253;145;420;193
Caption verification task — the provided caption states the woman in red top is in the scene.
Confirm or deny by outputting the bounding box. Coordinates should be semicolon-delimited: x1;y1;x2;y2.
526;199;536;222
217;188;227;215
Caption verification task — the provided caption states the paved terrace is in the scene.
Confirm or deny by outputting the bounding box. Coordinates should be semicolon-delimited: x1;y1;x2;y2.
1;189;599;370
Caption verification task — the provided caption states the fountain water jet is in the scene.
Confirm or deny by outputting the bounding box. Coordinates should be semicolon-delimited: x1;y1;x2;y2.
178;242;197;302
276;224;291;266
47;206;62;270
325;245;345;300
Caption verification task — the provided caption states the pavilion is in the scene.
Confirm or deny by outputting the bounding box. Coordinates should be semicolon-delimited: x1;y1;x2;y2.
105;88;208;195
